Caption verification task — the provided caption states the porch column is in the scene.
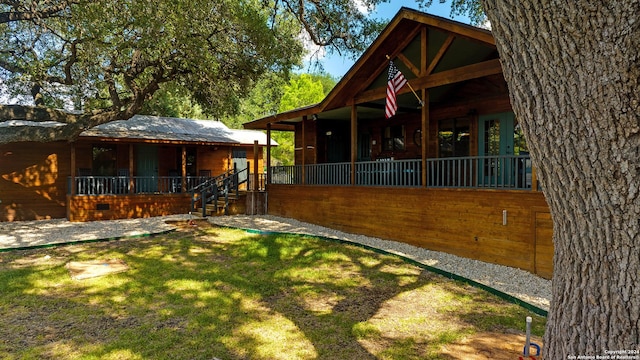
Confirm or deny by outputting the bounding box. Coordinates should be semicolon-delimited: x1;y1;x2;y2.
70;143;76;196
266;123;272;187
181;146;187;193
531;166;538;191
253;140;259;191
350;104;357;185
129;144;135;194
421;90;429;187
301;115;306;185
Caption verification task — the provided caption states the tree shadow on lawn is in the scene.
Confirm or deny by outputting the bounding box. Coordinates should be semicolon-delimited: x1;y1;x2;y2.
0;227;544;359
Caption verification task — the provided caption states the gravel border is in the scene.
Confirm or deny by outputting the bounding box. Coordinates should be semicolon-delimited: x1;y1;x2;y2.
0;215;192;250
208;214;551;311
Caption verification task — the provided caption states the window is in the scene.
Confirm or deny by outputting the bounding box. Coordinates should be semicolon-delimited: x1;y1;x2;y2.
382;125;405;151
438;118;470;157
92;145;116;176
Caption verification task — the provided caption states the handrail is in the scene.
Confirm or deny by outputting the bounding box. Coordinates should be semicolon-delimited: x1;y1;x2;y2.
191;165;250;216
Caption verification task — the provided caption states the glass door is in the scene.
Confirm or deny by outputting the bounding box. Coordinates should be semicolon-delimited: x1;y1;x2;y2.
478;112;515;187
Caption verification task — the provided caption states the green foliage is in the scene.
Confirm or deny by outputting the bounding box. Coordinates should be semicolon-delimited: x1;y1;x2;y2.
273;73;336;165
0;0;304;118
141;83;209;119
223;72;288;129
278;73;327;112
412;0;486;25
222;72;336;165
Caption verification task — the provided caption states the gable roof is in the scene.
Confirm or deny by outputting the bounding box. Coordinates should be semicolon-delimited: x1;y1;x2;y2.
81;115;275;146
244;7;500;130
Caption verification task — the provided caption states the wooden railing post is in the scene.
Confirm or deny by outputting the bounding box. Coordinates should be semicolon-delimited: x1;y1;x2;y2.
201;187;207;217
253;140;259;191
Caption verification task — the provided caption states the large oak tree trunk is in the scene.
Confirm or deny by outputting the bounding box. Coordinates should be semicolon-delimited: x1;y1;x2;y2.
481;0;640;357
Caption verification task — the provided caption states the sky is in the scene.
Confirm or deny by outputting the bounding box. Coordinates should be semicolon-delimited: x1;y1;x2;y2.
312;0;472;78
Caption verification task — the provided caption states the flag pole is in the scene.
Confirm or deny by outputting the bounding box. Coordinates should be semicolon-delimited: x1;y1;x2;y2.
386;55;424;106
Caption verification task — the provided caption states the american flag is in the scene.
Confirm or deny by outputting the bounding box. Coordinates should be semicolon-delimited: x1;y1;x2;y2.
385;60;407;119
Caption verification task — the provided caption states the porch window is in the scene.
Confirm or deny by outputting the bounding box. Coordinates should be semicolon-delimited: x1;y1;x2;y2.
92;145;116;176
382;125;405;151
438;118;470;157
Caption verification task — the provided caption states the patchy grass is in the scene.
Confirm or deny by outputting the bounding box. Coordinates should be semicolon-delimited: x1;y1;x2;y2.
0;224;545;359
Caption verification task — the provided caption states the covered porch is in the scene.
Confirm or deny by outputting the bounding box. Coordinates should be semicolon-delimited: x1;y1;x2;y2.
63;115;271;221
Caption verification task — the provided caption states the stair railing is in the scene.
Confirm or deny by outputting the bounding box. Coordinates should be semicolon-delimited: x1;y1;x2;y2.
191;164;250;217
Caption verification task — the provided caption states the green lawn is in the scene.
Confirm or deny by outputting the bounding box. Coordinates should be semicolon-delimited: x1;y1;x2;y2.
0;224;545;359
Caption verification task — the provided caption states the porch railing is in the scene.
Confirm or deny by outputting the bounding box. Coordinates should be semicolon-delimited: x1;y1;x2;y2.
68;176;214;196
270;155;532;190
247;173;267;191
427;155;531;189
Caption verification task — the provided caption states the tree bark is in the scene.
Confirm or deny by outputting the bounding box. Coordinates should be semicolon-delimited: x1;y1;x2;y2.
481;0;640;357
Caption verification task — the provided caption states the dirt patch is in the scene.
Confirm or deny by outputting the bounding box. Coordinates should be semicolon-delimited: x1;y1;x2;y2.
165;219;217;232
442;332;543;359
66;259;129;280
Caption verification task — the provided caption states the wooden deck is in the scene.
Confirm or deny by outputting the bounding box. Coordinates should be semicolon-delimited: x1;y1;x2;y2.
266;184;553;279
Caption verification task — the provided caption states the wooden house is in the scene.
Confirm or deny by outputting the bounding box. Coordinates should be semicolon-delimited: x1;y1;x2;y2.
243;8;554;279
0;115;272;222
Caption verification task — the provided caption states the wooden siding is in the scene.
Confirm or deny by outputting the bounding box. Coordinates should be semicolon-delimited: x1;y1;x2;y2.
197;146;229;175
533;209;554;278
68;193;191;222
0;142;70;221
266;184;553;278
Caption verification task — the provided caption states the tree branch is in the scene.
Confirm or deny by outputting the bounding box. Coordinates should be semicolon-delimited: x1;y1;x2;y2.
0;1;76;24
0;104;81;124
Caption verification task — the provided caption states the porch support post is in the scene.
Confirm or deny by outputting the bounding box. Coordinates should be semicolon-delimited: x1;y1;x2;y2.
129;144;134;194
531;166;538;191
70;142;76;196
421;90;429;187
301;115;307;185
266;123;272;188
181;146;187;193
350;104;357;186
253;140;259;191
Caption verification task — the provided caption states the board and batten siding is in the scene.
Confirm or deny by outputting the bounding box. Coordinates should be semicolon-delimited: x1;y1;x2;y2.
266;184;553;278
0;142;71;221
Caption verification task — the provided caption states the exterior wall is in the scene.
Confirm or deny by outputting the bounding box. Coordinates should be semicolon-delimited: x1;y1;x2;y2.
247;147;265;175
197;146;229;176
0;142;71;221
67;193;191;222
266;184;553;278
295;118;318;165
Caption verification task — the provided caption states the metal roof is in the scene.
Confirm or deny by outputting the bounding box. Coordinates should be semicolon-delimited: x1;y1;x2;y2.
81;115;276;146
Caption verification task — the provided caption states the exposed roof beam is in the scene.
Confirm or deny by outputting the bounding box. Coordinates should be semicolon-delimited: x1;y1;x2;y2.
401;10;495;46
358;102;421;113
337;26;425;108
242;103;320;130
426;34;455;75
397;52;420;77
354;58;502;104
